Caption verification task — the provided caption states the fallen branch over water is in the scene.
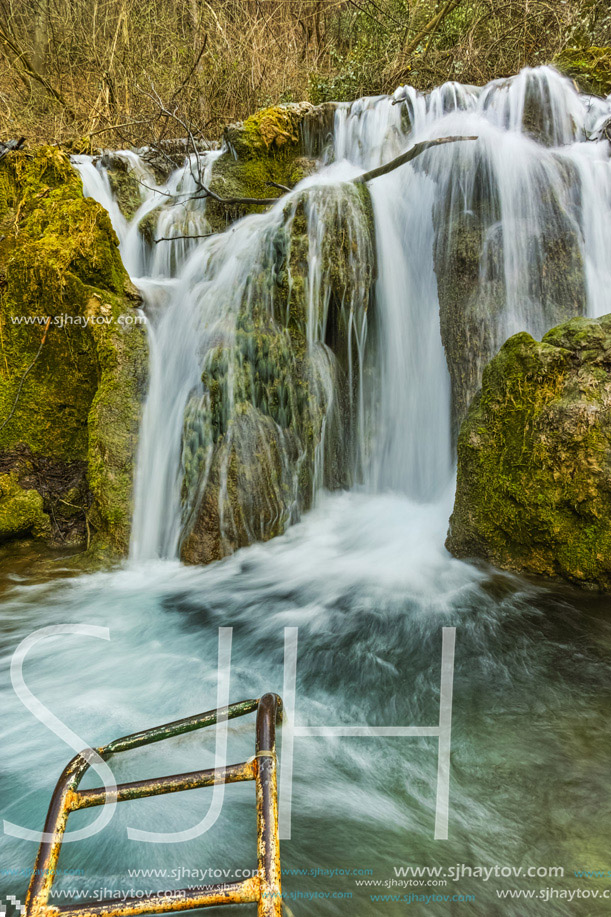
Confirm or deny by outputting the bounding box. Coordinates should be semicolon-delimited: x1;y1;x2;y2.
353;135;478;184
150;134;478;241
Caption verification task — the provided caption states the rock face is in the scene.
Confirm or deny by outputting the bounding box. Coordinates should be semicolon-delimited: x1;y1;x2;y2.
0;147;147;553
447;314;611;591
179;181;375;564
434;164;587;438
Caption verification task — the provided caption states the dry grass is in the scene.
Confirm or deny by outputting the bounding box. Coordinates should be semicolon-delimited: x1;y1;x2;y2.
0;0;608;149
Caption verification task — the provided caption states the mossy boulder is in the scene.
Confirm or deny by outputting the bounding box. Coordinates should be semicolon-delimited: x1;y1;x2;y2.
554;48;611;98
0;473;50;541
205;102;332;232
447;313;611;591
0;146;147;554
181;403;299;564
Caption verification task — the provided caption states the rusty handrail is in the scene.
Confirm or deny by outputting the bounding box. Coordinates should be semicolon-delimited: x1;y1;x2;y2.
24;694;283;917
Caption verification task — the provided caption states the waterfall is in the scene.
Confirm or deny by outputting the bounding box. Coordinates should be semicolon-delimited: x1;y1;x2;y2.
75;65;611;561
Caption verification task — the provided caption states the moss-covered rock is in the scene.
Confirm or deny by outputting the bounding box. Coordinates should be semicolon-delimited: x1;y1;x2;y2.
99;153;144;220
0;147;147;553
0;473;50;541
447;313;611;591
554;48;611;98
205;102;332;232
181;403;299;563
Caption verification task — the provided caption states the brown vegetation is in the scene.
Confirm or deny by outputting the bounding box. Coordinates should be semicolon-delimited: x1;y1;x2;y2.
0;1;609;149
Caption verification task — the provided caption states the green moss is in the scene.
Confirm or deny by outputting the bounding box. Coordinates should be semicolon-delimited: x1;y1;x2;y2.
205;103;322;232
0;147;147;555
447;314;611;591
554;47;611;98
226;102;314;158
86;296;148;554
0;473;50;541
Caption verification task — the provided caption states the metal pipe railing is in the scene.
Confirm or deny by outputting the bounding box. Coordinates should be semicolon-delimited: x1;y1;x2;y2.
24;694;283;917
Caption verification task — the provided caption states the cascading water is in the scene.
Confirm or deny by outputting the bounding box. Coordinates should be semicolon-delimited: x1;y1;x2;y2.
3;68;611;916
75;65;611;556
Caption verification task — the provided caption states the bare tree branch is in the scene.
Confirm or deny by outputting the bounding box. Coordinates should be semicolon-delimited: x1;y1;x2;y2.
143;135;479;232
353;135;477;183
404;0;464;57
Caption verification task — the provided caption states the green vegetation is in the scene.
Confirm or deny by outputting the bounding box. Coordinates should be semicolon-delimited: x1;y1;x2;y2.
0;473;50;540
554;46;611;97
0;147;147;553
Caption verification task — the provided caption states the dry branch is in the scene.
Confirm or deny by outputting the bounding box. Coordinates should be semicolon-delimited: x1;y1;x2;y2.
353;135;478;183
151;134;478;240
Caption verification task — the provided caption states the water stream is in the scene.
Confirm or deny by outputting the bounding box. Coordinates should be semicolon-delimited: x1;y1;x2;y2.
2;67;611;915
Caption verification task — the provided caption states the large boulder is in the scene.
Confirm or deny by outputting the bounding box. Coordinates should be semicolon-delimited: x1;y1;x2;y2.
447;313;611;590
205;102;336;232
0;147;147;553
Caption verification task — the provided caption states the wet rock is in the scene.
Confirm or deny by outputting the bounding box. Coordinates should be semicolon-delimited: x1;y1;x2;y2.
434;174;587;437
181;403;299;564
178;181;375;563
447;313;611;591
98;152;145;220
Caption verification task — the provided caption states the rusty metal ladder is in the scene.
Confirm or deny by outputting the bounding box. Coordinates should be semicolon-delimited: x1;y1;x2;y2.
24;694;283;917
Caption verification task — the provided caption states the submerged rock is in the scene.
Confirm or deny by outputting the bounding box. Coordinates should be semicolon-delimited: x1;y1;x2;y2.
0;147;147;554
447;313;611;591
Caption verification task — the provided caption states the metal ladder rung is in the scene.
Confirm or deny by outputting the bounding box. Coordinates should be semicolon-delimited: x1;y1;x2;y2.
70;760;256;809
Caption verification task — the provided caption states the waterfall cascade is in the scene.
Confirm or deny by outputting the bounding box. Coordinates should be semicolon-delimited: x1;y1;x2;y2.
75;65;611;562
